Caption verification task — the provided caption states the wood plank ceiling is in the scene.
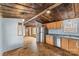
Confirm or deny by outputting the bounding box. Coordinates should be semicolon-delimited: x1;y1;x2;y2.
0;3;79;25
0;3;53;22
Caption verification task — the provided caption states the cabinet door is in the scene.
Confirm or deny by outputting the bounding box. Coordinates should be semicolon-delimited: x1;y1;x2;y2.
49;23;53;29
68;39;78;54
56;21;62;29
46;23;52;29
50;35;54;45
76;40;79;55
46;35;54;45
53;22;56;29
61;38;79;55
46;24;49;29
46;21;62;29
61;38;69;50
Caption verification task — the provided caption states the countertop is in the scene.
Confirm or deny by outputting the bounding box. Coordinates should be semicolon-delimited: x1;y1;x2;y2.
47;33;79;40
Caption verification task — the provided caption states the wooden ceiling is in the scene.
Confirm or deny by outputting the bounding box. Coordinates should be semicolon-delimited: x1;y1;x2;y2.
0;3;53;21
0;3;79;25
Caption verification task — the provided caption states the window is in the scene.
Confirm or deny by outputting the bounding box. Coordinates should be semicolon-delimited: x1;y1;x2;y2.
17;22;23;36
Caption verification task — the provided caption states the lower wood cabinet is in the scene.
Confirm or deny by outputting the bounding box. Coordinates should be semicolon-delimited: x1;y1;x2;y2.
61;38;69;50
61;37;79;55
68;39;76;52
68;39;79;55
46;35;54;45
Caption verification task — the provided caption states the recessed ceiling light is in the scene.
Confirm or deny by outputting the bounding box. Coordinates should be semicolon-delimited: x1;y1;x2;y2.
46;10;51;14
23;19;25;22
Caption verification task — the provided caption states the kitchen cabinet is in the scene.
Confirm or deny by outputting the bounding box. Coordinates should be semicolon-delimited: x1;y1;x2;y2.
61;37;79;55
46;21;62;29
45;23;50;29
46;35;54;45
56;21;62;29
46;23;53;29
68;39;79;55
52;22;56;29
61;38;69;50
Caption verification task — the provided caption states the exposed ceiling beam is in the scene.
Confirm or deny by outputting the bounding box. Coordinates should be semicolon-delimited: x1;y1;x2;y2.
2;8;34;14
0;4;34;12
24;3;62;24
42;15;49;19
1;11;34;19
43;15;52;21
41;15;49;21
36;19;44;23
39;16;48;22
15;3;35;9
44;13;52;18
33;3;43;7
0;9;34;14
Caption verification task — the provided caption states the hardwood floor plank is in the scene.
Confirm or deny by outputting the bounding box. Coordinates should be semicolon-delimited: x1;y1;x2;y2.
3;43;76;56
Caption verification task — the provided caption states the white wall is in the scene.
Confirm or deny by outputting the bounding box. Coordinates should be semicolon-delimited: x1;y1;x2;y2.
0;20;2;51
0;5;2;52
0;18;24;52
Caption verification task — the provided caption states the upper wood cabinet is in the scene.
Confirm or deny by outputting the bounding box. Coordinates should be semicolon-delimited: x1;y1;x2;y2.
46;21;63;29
56;21;62;29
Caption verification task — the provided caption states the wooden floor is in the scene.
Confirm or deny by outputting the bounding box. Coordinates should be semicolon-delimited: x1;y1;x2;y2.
3;43;77;56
